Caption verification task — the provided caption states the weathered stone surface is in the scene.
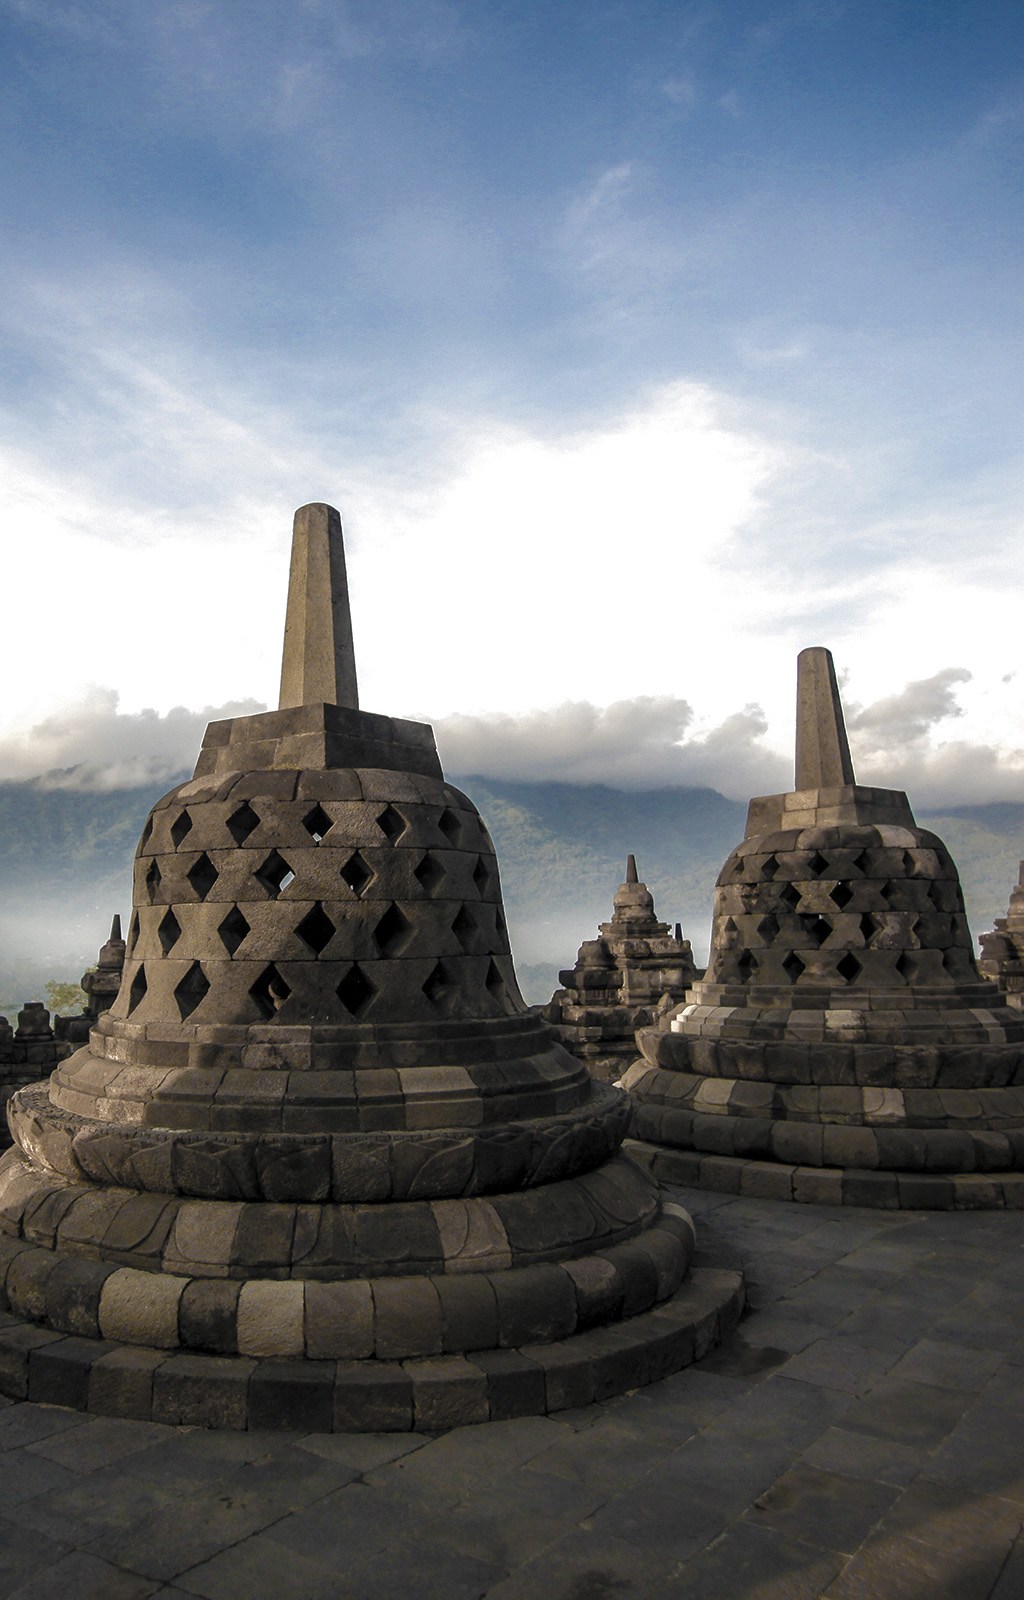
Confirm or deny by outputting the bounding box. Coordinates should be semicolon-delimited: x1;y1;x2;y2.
630;646;1024;1208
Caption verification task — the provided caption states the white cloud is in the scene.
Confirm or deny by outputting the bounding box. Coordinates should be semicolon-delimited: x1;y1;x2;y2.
0;688;264;791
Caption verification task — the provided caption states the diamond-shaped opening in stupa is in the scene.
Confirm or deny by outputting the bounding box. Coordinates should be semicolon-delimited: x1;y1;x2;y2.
170;810;193;849
807;851;829;878
373;903;412;958
302;804;333;844
187;853;219;901
830;882;854;910
250;962;292;1020
337;963;375;1018
413;852;445;895
226;802;260;845
218;906;251;956
422;960;453;1007
451;905;476;952
737;950;758;982
340;851;373;897
485;958;505;1001
256;850;295;898
376;805;406;843
860;912;878;944
804;915;832;948
895;951;917;982
145;860;162;903
779;882;801;910
782;951;805;983
756;913;780;943
174;962;210;1020
472;856;491;897
127;966;148;1014
296;902;336;956
760;853;779;881
158;908;182;955
836;952;862;983
438;807;462;844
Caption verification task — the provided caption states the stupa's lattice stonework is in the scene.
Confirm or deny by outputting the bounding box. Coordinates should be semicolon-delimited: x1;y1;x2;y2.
625;647;1024;1209
0;504;740;1430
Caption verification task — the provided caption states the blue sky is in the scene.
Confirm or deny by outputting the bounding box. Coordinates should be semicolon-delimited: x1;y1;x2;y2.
2;0;1023;803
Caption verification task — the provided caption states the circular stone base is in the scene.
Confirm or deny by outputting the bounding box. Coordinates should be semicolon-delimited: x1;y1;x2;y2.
0;1266;743;1431
625;1139;1024;1210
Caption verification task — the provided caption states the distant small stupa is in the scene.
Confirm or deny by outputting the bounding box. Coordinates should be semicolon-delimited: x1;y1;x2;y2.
544;857;699;1083
626;646;1024;1209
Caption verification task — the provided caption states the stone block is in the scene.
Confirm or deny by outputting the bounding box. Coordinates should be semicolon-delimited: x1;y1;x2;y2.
43;1256;118;1337
152;1352;255;1427
179;1277;242;1353
248;1357;336;1430
492;1265;576;1346
433;1272;499;1352
372;1276;443;1358
6;1247;61;1320
841;1170;900;1207
333;1359;413;1430
739;1162;795;1201
519;1338;596;1411
410;1355;490;1429
28;1335;115;1409
304;1278;374;1358
562;1253;625;1331
793;1166;843;1204
236;1278;305;1356
99;1268;185;1348
88;1345;167;1419
0;1322;65;1398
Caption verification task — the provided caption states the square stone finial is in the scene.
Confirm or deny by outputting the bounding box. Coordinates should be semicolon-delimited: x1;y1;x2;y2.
794;646;855;790
279;503;359;711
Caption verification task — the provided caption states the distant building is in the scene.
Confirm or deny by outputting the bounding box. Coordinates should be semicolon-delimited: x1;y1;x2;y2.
543;856;700;1083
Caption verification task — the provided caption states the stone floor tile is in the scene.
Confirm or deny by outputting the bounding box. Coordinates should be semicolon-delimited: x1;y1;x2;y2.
263;1479;440;1573
822;1534;1008;1600
779;1335;904;1395
426;1465;605;1568
6;1550;161;1600
838;1376;975;1448
0;1518;70;1598
696;1336;792;1381
880;1478;1023;1556
523;1415;689;1494
799;1425;925;1488
742;1459;900;1554
26;1417;169;1473
0;1446;80;1509
481;1527;678;1600
0;1405;89;1453
364;1415;570;1498
84;1480;291;1583
202;1441;359;1511
292;1431;427;1472
990;1531;1024;1598
733;1310;824;1354
173;1534;345;1600
648;1520;845;1600
338;1534;505;1600
885;1337;1006;1393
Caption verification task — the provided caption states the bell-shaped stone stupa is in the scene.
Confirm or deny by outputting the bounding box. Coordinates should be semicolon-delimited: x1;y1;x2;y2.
0;504;740;1429
625;647;1024;1209
545;858;699;1083
978;873;1024;1006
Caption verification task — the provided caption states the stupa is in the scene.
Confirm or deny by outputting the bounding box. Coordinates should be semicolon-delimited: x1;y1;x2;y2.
978;876;1024;1006
544;857;699;1083
54;914;127;1047
625;647;1024;1209
0;503;740;1430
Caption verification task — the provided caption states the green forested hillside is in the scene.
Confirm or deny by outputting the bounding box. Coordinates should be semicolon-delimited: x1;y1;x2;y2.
2;778;1024;1007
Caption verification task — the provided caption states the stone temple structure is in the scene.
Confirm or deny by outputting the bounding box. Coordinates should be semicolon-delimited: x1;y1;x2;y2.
978;876;1024;1006
544;857;699;1084
0;1005;70;1149
54;914;128;1047
625;647;1024;1209
0;503;740;1430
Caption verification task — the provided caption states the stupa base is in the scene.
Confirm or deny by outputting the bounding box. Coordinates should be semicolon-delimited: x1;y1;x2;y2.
626;1139;1024;1210
0;1266;743;1431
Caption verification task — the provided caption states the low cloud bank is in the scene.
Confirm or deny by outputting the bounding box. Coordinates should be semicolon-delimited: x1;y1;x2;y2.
2;670;1022;807
0;687;265;792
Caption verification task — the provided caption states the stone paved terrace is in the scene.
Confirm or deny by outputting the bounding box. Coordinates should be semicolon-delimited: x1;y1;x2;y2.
0;1188;1022;1600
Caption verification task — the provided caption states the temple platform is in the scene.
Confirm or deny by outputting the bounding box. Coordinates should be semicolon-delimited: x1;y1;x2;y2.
0;1183;1021;1598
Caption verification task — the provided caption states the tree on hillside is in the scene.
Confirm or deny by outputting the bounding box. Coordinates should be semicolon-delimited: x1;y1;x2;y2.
44;980;86;1016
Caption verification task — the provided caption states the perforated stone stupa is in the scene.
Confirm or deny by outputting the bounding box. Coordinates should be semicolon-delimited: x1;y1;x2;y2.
625;647;1024;1209
0;503;740;1430
544;858;699;1083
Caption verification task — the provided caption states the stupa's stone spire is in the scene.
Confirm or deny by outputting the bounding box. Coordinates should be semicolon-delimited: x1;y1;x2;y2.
625;647;1024;1209
979;867;1024;1003
794;646;855;790
545;859;699;1085
0;505;740;1429
279;502;359;711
